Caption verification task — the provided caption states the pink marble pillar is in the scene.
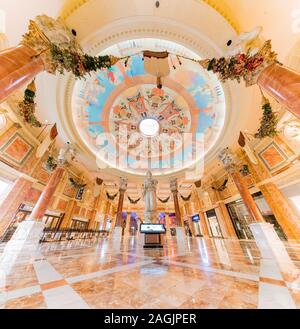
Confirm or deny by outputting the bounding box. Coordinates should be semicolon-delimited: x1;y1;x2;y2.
231;171;264;223
258;63;300;119
28;167;65;221
0;45;45;103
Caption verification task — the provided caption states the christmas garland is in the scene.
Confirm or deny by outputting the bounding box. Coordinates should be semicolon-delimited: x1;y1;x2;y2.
49;43;118;79
128;196;141;204
158;196;170;203
254;96;278;139
180;193;192;201
199;41;278;87
106;192;118;201
18;80;42;127
212;179;228;192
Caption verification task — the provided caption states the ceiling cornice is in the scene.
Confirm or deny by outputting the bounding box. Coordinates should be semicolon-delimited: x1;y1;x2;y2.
59;0;240;32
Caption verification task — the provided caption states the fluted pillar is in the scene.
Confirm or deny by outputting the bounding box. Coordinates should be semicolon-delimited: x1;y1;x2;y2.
170;178;182;226
219;148;300;283
0;45;44;103
115;177;127;227
60;199;76;229
0;177;34;238
219;149;264;223
242;151;300;240
102;201;111;231
258;63;300;119
28;167;65;221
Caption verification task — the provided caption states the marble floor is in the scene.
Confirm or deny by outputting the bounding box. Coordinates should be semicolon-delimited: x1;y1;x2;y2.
0;235;300;309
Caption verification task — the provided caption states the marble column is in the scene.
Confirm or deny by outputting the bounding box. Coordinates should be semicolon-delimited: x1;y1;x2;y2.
219;148;300;285
259;183;300;240
28;167;65;221
111;178;127;243
184;202;195;236
0;45;44;103
0;165;65;271
216;202;238;238
170;178;182;226
170;178;186;249
1;145;77;264
60;199;76;229
199;211;210;236
258;63;300;119
102;201;111;232
88;194;102;230
0;176;33;238
115;177;127;227
242;152;300;240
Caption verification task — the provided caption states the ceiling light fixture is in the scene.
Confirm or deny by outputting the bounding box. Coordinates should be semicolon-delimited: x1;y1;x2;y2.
139;118;160;137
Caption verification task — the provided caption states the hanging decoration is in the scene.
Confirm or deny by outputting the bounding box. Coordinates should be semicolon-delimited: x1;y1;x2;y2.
128;196;141;204
18;80;42;127
240;164;250;177
194;180;202;188
44;155;57;173
212;178;228;192
158;196;170;203
36;124;58;158
69;177;86;189
238;131;259;165
254;94;278;139
143;51;170;89
106;192;118;201
21;15;120;79
199;40;278;87
93;177;103;197
180;193;192;201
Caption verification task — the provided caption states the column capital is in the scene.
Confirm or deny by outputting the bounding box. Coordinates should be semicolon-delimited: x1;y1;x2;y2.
170;177;178;193
119;177;128;192
218;148;238;173
57;144;77;167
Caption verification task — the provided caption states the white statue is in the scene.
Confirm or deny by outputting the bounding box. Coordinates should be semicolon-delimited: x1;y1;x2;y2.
143;170;158;223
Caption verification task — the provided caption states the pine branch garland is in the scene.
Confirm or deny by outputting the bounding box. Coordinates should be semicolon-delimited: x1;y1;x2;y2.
255;98;278;139
18;80;42;127
49;43;116;79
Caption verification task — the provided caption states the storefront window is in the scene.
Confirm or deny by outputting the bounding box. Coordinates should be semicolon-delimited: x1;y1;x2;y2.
226;192;287;241
206;209;223;238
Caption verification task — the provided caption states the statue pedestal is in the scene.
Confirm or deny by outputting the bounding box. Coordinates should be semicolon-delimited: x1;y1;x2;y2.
143;234;163;248
249;222;300;286
0;220;44;273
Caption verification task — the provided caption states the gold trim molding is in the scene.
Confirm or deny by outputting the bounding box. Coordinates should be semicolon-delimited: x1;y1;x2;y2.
59;0;239;32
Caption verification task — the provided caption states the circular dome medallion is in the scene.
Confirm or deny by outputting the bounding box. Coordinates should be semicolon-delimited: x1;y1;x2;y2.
72;38;226;176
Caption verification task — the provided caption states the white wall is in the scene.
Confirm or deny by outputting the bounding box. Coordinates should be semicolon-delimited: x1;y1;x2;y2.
280;182;300;217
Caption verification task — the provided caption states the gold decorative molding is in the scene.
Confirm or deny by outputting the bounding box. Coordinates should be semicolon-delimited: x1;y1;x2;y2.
59;0;239;32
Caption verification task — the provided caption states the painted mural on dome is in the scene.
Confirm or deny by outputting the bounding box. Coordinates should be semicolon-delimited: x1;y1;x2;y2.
72;39;226;175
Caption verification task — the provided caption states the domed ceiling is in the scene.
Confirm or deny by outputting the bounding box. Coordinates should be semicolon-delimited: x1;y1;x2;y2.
72;38;226;176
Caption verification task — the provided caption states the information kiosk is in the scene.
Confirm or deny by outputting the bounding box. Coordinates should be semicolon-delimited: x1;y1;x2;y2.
140;223;166;248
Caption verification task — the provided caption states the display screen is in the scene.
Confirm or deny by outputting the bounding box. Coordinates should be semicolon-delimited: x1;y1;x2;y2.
192;214;200;222
140;223;166;233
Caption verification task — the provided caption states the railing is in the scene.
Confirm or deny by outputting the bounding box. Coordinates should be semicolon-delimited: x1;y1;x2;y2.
40;228;109;243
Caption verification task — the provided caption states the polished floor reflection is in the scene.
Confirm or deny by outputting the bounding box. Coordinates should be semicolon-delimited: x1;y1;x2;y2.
0;236;300;309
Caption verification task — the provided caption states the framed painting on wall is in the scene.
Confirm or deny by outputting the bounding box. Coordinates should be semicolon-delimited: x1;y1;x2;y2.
0;132;34;166
258;141;288;171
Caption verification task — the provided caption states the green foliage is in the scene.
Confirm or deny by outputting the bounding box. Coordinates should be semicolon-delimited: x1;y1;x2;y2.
255;101;278;139
50;43;113;79
18;83;42;128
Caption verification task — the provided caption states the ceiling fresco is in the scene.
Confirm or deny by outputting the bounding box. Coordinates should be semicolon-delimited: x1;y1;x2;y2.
72;39;226;176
